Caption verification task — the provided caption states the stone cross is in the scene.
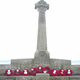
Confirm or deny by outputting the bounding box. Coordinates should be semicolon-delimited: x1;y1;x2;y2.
41;0;44;1
33;0;51;68
35;0;49;51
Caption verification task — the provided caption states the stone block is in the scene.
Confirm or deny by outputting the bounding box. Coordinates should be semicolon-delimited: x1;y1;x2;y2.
0;76;16;80
51;59;71;66
69;76;80;80
16;76;36;80
0;64;11;75
62;65;72;70
0;64;21;75
11;59;34;64
20;64;33;72
34;51;51;68
11;64;20;72
0;76;36;80
6;79;15;80
0;64;11;70
70;65;80;75
50;77;69;80
5;79;15;80
51;59;71;71
36;73;49;80
62;59;71;65
6;77;16;80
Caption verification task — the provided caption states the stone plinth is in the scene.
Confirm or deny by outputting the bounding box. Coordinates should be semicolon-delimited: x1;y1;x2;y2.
0;58;76;75
33;51;52;69
36;73;50;80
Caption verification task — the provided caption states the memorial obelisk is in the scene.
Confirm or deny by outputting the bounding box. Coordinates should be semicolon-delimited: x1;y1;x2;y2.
33;0;52;69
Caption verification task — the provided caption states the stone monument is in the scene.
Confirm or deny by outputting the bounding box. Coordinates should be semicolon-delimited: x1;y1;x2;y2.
0;0;80;80
33;0;52;69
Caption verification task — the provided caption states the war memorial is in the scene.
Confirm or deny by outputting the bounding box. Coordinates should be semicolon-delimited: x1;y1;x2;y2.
0;0;80;80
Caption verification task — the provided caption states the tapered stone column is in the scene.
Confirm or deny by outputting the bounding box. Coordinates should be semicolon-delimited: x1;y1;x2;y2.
36;0;48;51
34;0;52;69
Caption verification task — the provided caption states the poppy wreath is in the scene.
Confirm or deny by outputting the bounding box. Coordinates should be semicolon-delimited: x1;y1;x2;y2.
14;69;21;76
22;69;29;76
5;69;13;76
37;66;43;73
50;69;59;76
58;69;66;76
30;67;37;75
66;69;73;76
43;66;50;73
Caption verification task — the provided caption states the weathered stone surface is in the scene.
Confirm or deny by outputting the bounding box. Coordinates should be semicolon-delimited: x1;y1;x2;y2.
69;76;80;80
51;59;71;65
11;64;21;73
51;59;71;70
35;0;49;51
36;73;49;80
11;59;33;64
0;76;80;80
70;65;80;75
0;76;35;80
11;59;34;74
20;64;33;73
0;64;20;75
0;59;80;76
6;79;15;80
34;51;52;69
35;0;49;10
0;76;16;80
0;64;11;75
0;64;11;70
50;77;69;80
16;76;36;80
62;65;72;70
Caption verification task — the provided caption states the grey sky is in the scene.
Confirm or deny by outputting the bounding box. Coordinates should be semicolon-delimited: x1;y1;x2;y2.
0;0;80;61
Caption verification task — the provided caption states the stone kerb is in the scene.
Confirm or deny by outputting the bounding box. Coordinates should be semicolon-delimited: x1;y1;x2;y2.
0;76;80;80
36;73;49;80
0;76;36;80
